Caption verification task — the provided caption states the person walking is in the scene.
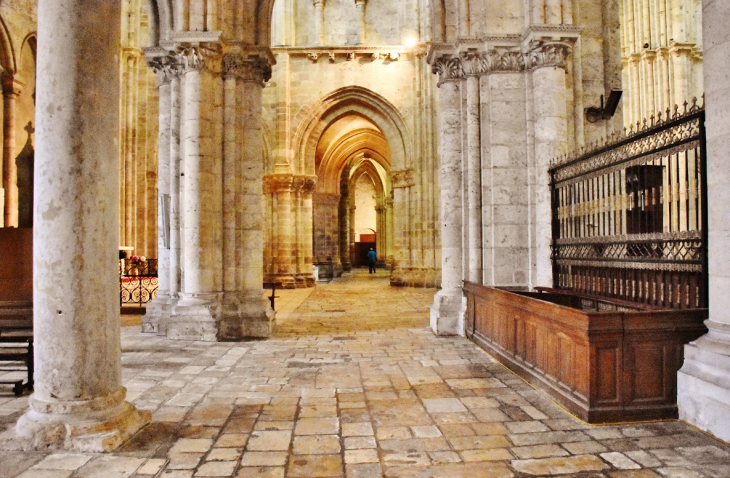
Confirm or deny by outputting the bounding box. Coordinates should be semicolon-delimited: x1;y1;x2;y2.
367;248;377;274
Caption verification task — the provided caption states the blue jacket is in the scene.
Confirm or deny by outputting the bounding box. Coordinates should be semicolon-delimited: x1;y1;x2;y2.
367;250;377;262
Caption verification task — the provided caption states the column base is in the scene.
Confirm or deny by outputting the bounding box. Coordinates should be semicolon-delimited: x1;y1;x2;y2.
219;290;274;340
273;275;297;289
391;267;441;288
296;274;316;288
167;293;220;342
678;320;730;442
3;388;150;452
141;292;175;335
430;288;465;336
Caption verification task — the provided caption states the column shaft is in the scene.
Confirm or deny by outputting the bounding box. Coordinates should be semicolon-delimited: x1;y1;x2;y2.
466;75;482;284
169;75;182;298
2;80;21;227
430;80;465;335
13;0;149;451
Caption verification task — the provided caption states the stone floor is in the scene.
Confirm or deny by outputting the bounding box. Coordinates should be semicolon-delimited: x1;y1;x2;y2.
1;269;730;477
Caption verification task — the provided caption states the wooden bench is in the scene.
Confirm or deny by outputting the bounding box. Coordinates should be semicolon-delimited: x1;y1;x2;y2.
0;303;33;396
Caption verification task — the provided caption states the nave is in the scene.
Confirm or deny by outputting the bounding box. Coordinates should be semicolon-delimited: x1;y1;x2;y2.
1;273;729;477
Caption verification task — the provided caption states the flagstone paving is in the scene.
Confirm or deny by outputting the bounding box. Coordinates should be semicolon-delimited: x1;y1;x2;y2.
1;269;730;477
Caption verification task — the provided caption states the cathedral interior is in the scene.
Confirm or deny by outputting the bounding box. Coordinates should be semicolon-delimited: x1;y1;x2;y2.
2;0;730;476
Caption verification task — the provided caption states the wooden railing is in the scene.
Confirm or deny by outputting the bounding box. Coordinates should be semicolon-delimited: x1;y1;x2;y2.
549;99;707;309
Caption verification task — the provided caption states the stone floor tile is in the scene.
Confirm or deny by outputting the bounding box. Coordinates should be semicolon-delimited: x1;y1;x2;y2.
215;433;248;448
376;426;411;440
421;398;468;413
410;425;442;438
31;454;93;470
655;467;705;478
505;420;550;434
382;452;431;467
170;438;214;454
206;448;242;461
345;436;377;449
601;452;642;469
470;422;508;436
346;463;384;478
157;471;194;478
295;417;340;435
563;440;610;454
378;438;451;453
246;430;291;451
74;456;146;477
293;434;341;454
428;451;462;464
345;449;380;464
448;435;512;450
136;459;167;475
234;467;285;478
342;422;374;436
194;460;237;477
511;444;570;459
609;471;662;478
459;448;513;462
384;462;514;478
253;421;293;431
239;452;288;467
511;454;611;475
15;470;73;478
458;397;500;409
166;453;203;470
509;430;589;446
287;454;344;477
299;405;337;417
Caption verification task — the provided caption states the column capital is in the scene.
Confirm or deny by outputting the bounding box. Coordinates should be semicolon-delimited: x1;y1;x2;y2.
144;50;185;86
391;168;415;188
222;48;274;84
263;174;294;193
526;40;571;71
293;175;318;194
2;74;24;97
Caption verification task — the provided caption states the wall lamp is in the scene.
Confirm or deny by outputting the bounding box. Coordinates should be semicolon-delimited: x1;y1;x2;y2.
585;90;623;123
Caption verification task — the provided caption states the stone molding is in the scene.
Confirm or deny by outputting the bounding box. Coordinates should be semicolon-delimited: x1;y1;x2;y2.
430;41;572;85
274;46;410;63
1;75;24;97
391;168;415;189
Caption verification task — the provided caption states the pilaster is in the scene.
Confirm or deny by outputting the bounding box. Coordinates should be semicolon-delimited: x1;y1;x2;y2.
2;75;24;228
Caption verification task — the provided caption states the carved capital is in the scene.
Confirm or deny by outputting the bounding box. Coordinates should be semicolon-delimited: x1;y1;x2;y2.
391;168;415;189
146;54;184;86
223;53;272;84
263;174;294;193
292;175;317;194
173;44;223;73
432;56;463;85
527;41;571;70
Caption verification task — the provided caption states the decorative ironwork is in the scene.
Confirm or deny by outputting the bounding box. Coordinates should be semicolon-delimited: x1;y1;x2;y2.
120;259;158;306
549;101;707;309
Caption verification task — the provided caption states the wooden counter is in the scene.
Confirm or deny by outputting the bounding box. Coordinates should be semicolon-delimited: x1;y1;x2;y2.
464;282;708;423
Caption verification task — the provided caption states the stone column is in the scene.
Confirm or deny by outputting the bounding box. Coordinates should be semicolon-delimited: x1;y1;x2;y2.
237;52;274;337
462;51;483;284
313;0;325;46
168;74;182;313
391;169;413;275
268;174;296;288
529;42;570;288
168;45;222;342
429;56;465;336
122;53;139;248
677;0;730;443
355;0;367;45
298;177;316;286
10;0;150;451
2;75;23;228
221;57;241;333
142;55;174;333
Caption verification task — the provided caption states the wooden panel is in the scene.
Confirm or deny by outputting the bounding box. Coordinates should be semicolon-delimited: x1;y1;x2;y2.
0;228;32;302
464;282;708;423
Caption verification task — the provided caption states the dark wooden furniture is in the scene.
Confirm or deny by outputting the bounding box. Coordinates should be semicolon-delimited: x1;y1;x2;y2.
464;282;707;423
0;303;33;396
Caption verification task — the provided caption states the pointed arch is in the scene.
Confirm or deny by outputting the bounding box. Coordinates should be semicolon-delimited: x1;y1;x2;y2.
145;0;173;46
292;86;411;177
0;16;17;74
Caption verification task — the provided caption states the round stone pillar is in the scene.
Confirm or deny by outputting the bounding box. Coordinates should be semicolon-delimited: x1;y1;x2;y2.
12;0;150;451
530;44;569;288
465;73;482;284
2;75;23;228
429;66;465;336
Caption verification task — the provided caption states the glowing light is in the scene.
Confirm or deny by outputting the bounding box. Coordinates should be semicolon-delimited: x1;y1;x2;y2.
405;36;417;48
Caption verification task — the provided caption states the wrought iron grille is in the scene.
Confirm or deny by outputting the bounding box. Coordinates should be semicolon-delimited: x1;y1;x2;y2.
120;259;158;306
549;99;707;309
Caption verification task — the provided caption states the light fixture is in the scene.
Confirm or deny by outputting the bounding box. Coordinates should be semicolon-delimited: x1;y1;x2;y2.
585;90;623;123
405;36;417;48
